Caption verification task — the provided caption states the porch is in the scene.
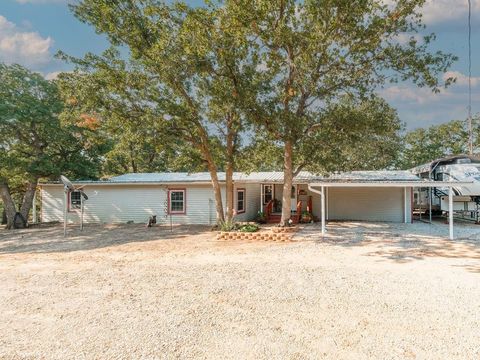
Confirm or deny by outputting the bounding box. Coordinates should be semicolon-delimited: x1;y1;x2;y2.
260;183;316;224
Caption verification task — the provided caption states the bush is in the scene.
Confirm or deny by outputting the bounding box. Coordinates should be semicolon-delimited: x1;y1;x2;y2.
256;211;266;224
218;219;237;231
238;224;259;232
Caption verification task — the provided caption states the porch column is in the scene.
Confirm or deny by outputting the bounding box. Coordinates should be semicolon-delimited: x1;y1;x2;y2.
32;190;37;224
321;186;326;235
449;186;454;240
260;184;263;213
404;187;408;224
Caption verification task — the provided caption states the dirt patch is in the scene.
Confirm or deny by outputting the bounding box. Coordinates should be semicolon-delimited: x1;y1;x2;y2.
1;222;480;359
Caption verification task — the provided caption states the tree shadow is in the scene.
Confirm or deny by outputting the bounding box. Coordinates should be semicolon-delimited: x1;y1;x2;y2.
0;223;213;255
297;221;480;273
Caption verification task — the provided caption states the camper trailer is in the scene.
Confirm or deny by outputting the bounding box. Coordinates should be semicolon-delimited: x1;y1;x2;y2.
411;155;480;220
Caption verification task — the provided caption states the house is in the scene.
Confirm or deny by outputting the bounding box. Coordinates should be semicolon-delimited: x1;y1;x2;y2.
39;170;432;225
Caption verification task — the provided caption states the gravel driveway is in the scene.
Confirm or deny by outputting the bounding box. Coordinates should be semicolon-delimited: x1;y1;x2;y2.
1;222;480;359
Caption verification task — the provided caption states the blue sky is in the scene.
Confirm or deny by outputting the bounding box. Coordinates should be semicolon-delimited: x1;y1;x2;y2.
0;0;479;130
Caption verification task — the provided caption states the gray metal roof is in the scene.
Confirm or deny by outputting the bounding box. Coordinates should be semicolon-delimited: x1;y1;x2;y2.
108;171;316;183
310;170;420;183
41;170;423;185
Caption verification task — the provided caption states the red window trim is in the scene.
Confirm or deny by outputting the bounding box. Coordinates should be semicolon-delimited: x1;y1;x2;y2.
236;188;246;214
168;188;186;215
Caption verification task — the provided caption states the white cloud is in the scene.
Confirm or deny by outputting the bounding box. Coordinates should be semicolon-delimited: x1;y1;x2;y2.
421;0;480;25
383;0;480;26
44;71;62;80
380;72;480;129
15;0;66;4
0;15;53;68
394;33;423;45
444;71;480;87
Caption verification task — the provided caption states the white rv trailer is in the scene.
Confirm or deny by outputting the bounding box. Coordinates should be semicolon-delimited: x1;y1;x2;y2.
411;155;480;220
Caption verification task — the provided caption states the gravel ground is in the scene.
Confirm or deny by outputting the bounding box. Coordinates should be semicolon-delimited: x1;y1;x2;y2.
1;221;480;359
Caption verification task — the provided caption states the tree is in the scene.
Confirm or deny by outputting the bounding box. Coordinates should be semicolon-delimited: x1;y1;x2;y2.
0;63;104;229
240;96;404;173
66;1;258;224
398;119;478;169
229;0;456;225
57;50;207;177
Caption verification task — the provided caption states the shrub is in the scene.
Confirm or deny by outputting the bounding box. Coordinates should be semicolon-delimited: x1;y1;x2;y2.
238;224;259;232
256;211;266;224
218;219;238;231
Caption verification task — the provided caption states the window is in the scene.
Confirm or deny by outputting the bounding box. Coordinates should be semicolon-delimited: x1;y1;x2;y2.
169;189;186;214
69;191;82;211
237;188;246;214
263;184;273;204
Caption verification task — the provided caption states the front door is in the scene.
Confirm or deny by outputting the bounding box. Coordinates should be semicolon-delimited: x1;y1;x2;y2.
291;185;297;212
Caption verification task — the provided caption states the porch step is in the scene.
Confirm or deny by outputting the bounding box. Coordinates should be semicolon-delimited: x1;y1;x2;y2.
267;215;281;223
267;214;300;224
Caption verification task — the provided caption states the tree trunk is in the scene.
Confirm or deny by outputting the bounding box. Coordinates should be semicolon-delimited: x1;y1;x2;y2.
207;160;225;224
281;140;294;226
19;180;38;225
225;115;235;223
0;182;17;230
225;163;234;223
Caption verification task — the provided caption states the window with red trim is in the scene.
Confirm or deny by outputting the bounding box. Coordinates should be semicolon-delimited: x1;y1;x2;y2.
237;188;246;214
169;189;186;214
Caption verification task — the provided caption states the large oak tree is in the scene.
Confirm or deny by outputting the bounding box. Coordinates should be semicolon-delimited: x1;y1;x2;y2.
0;64;105;229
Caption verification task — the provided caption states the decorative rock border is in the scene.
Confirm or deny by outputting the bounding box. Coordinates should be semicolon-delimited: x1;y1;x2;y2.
216;226;298;242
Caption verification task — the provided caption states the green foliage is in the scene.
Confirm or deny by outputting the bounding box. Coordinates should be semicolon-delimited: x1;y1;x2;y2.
0;63;106;227
238;224;259;233
241;96;404;173
398;119;478;169
255;211;267;224
0;63;104;184
218;218;237;232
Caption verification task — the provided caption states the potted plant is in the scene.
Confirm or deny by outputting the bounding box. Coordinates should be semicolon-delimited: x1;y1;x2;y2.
256;211;267;224
301;211;313;223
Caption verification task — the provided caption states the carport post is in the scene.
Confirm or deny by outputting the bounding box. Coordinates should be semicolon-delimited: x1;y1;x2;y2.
321;186;326;235
449;186;454;240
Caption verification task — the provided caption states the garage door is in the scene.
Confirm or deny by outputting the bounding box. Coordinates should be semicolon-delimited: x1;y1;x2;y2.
327;187;404;222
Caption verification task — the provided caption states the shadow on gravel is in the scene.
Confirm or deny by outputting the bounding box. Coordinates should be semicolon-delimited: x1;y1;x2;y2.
0;223;212;255
297;221;480;273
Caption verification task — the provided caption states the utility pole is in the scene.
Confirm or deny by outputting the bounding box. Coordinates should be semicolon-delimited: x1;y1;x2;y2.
468;0;473;155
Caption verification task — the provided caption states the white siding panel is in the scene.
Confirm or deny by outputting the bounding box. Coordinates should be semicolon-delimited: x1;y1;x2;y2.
41;184;221;225
234;183;261;222
327;187;406;222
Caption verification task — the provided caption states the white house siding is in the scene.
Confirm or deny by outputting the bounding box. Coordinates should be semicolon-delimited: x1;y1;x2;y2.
326;187;412;223
234;183;261;222
41;184;220;225
40;182;262;225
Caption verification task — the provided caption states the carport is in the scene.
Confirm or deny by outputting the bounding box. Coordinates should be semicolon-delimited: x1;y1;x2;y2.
308;179;472;240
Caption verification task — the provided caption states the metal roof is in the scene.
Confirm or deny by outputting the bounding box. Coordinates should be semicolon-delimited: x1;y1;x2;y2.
41;170;426;185
308;170;420;183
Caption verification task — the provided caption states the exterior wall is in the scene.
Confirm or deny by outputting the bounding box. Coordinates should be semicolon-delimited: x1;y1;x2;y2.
326;187;412;223
40;182;261;225
41;184;218;225
274;184;283;202
233;183;261;222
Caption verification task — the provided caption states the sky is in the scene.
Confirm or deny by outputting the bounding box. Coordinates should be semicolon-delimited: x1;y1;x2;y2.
0;0;479;130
